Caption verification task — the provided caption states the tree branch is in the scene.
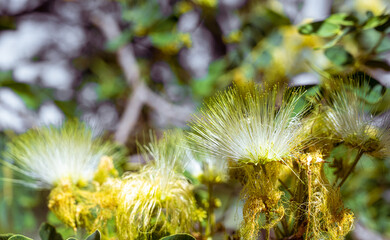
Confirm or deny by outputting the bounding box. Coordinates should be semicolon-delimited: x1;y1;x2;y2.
114;83;146;143
91;11;193;143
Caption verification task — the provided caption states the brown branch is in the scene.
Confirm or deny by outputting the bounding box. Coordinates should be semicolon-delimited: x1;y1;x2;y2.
91;11;193;143
91;12;139;86
114;83;146;144
143;87;193;123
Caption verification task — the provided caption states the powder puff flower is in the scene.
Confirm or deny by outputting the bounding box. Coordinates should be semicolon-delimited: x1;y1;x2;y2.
324;83;390;157
116;131;197;240
186;143;228;183
188;84;310;165
3;120;121;189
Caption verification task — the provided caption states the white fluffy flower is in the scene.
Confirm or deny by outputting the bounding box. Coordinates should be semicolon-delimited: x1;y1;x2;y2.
188;85;310;164
324;83;390;157
3;120;121;189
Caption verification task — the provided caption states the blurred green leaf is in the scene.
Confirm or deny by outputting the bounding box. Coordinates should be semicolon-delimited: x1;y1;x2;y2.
0;83;45;110
326;13;357;26
375;17;390;32
359;84;383;105
324;46;354;66
267;31;283;46
0;234;14;240
192;59;226;97
362;15;390;30
159;233;196;240
0;71;12;83
106;29;133;52
149;32;178;48
54;100;77;118
8;235;32;240
39;223;63;240
122;2;163;32
253;50;272;67
298;21;340;37
85;231;100;240
320;27;353;49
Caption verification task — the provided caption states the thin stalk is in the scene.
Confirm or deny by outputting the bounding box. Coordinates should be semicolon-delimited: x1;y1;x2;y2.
337;150;364;188
205;181;215;238
3;166;13;230
368;32;386;55
265;228;270;240
198;220;203;239
292;168;308;239
260;164;271;240
305;165;312;240
274;225;284;239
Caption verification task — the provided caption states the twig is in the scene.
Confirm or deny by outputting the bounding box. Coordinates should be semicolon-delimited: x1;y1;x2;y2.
91;12;139;86
143;87;193;122
114;83;146;143
91;11;193;143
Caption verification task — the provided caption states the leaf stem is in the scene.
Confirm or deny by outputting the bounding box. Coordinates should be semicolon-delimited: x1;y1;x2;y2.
368;32;386;56
337;149;364;188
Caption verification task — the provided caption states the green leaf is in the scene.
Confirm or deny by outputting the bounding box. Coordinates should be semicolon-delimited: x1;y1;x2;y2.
366;86;383;105
149;32;178;48
0;71;12;83
8;235;32;240
63;230;100;240
192;59;226;97
122;2;163;31
105;29;132;52
54;100;77;117
298;21;321;35
362;15;390;30
324;46;354;66
85;231;100;240
0;234;14;240
39;223;63;240
159;233;196;240
0;83;42;110
298;21;340;37
375;17;390;32
326;13;357;26
320;27;353;49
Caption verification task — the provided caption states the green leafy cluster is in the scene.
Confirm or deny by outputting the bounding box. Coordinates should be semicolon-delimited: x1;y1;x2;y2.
299;12;390;68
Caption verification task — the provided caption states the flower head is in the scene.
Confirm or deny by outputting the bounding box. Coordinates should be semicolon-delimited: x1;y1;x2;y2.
186;142;228;183
323;82;390;157
188;84;310;164
3;120;122;189
116;131;197;240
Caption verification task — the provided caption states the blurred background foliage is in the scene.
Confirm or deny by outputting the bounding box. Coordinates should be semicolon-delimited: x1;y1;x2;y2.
0;0;390;239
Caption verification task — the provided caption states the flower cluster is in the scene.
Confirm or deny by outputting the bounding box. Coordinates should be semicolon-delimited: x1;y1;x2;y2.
1;80;389;240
